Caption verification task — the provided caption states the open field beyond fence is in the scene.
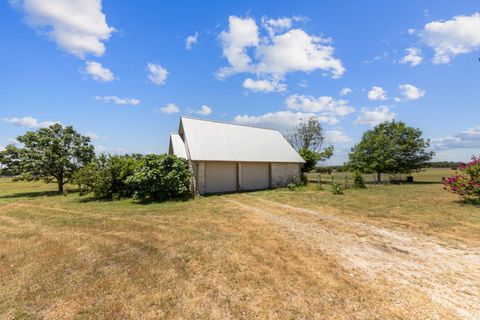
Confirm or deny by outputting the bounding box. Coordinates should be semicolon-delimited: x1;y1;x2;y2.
306;167;454;185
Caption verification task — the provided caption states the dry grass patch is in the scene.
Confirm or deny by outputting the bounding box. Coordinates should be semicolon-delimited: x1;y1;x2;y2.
0;177;477;319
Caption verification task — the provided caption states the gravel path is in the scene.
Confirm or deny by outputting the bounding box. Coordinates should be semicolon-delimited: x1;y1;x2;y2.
227;196;480;319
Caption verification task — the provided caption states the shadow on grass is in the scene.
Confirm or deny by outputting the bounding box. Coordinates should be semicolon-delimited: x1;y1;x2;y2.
455;199;480;207
76;193;193;205
0;190;61;199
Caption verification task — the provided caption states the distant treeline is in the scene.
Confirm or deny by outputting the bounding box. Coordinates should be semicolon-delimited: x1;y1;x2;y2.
316;161;461;173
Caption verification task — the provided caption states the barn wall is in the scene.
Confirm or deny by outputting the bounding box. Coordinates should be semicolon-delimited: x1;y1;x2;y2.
193;161;206;195
193;161;301;194
271;163;301;187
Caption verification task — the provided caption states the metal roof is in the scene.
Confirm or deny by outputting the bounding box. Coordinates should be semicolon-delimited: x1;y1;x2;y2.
179;117;304;163
169;133;187;159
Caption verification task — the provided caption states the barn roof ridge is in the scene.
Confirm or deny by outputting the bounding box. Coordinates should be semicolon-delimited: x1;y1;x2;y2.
180;116;279;132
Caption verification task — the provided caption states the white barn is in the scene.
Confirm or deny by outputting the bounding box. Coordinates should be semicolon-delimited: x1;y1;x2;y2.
169;117;304;194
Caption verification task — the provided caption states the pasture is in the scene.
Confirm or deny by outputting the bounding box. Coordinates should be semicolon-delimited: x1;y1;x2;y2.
1;169;479;319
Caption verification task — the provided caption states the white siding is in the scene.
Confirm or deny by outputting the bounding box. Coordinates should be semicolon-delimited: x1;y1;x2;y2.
240;162;270;190
205;162;237;193
271;163;301;187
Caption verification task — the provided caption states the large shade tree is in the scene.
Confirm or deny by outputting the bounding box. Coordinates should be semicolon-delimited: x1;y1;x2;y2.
0;124;95;192
286;116;334;174
347;120;434;182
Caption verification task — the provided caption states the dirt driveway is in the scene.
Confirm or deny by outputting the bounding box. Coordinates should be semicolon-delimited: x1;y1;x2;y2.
227;195;480;319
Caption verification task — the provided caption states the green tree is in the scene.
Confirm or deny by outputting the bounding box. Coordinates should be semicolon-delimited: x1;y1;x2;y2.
347;121;434;182
0;124;95;192
73;155;139;199
286;116;334;174
126;154;192;201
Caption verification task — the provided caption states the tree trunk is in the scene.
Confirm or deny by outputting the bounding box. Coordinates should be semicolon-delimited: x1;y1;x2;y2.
377;173;381;184
58;177;64;193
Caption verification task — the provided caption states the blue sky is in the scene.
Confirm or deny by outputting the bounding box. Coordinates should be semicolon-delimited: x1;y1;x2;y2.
1;0;480;164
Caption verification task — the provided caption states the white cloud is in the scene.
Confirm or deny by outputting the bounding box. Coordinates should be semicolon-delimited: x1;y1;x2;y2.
325;129;351;143
158;103;179;114
262;16;292;37
367;86;387;101
398;84;425;101
432;126;480;150
422;13;480;64
84;61;114;82
95;145;126;155
185;32;198;50
233;111;318;130
12;0;114;58
147;63;168;85
400;47;423;67
4;116;59;128
95;95;140;106
256;28;345;78
85;131;105;140
196;105;212;115
218;16;259;78
285;94;354;118
218;15;345;83
407;28;416;35
243;77;287;93
354;106;395;126
298;80;308;88
340;87;352;96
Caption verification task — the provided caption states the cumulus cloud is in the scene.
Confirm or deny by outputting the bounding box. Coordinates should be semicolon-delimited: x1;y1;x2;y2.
432;126;480;150
84;61;114;82
285;94;354;117
185;32;198;50
243;77;287;93
340;87;352;96
398;84;425;101
233;111;318;130
255;28;345;78
95;95;140;106
147;63;168;85
422;13;480;64
217;15;345;85
354;106;395;126
218;16;259;78
400;47;423;67
325;129;351;143
261;16;292;37
196;105;212;115
158;103;179;114
4;116;59;128
12;0;114;58
367;86;387;101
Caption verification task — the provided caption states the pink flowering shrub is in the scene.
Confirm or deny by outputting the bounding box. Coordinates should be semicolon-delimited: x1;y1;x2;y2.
444;157;480;202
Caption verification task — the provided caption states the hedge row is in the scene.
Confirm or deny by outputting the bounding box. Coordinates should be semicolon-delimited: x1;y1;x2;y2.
73;154;192;201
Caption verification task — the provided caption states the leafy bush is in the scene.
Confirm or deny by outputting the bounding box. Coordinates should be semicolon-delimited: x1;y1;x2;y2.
331;178;344;195
444;157;480;202
73;155;138;200
287;183;297;190
126;154;192;201
352;171;366;189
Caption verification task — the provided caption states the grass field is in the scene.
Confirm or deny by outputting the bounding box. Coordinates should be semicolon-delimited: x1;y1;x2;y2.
1;169;479;319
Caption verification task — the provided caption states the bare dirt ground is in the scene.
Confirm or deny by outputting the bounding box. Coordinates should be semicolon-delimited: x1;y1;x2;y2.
227;195;480;319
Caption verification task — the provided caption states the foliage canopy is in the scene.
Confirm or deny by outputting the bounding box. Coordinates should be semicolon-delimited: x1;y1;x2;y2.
0;124;94;192
348;121;434;180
